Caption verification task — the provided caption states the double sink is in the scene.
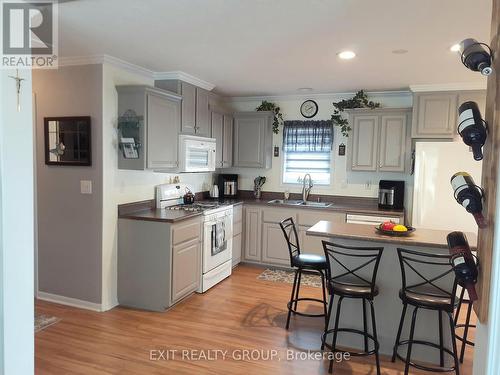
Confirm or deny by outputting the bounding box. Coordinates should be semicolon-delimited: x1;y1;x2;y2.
267;199;333;208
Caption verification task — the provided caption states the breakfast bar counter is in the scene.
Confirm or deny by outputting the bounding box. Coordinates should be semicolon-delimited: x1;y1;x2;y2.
307;221;478;250
306;220;475;364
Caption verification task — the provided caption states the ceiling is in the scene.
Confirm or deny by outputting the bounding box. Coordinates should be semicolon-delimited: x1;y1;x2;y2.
58;0;492;96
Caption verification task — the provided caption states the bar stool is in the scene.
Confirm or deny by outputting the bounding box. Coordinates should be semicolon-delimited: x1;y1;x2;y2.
454;287;475;363
279;217;328;330
392;248;460;375
321;241;384;374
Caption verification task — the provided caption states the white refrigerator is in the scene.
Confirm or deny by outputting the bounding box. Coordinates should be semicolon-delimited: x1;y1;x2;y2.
412;142;482;234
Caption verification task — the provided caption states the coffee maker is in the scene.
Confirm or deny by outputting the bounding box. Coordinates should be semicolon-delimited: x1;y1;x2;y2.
217;174;239;199
378;180;405;209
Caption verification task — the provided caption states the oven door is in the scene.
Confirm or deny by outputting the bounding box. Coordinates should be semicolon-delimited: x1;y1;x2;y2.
203;215;232;273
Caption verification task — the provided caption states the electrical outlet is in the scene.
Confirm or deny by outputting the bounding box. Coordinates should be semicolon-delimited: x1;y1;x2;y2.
80;180;92;194
365;180;371;190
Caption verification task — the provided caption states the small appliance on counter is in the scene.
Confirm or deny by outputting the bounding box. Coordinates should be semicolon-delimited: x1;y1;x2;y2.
378;180;405;209
217;174;238;199
210;184;219;199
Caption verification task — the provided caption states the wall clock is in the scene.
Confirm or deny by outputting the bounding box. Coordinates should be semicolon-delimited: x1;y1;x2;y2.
300;100;318;118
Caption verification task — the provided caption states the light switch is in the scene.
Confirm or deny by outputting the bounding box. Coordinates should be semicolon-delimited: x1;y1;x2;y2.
80;180;92;194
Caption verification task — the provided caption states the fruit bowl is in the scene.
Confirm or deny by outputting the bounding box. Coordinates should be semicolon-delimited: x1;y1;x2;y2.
375;226;416;237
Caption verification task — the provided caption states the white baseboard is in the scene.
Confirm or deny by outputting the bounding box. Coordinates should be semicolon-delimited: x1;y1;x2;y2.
36;291;103;312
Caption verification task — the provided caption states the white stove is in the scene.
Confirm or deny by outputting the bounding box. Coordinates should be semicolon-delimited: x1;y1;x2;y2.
155;184;233;293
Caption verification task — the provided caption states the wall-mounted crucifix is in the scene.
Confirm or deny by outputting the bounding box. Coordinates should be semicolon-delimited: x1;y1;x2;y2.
8;69;25;112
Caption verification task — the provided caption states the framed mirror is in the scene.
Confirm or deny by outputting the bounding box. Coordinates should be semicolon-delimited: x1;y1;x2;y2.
44;116;91;166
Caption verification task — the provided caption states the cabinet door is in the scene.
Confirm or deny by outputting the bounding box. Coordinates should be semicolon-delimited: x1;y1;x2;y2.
171;239;200;304
350;115;379;171
261;223;290;265
379;114;407;172
195;88;211;136
211;111;224;168
244;207;262;261
413;93;457;138
146;92;180;169
180;82;196;134
234;116;265;167
222;115;233;167
299;228;330;257
232;232;242;267
458;91;486;115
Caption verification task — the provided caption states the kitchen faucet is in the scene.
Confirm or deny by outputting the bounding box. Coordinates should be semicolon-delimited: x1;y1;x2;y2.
302;174;313;202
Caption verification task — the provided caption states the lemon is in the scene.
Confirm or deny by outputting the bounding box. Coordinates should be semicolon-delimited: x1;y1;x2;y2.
393;224;408;232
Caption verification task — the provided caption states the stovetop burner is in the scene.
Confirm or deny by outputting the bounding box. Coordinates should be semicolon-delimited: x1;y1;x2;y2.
165;201;224;212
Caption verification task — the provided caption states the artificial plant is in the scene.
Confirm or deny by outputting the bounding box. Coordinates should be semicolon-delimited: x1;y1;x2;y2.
331;90;380;137
256;100;283;134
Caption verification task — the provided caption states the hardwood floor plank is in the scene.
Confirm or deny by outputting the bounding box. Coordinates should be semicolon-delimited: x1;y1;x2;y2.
36;265;474;374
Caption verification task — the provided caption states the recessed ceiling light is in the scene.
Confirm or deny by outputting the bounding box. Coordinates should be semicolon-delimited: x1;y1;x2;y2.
450;43;461;52
297;87;313;92
392;49;408;54
338;51;356;60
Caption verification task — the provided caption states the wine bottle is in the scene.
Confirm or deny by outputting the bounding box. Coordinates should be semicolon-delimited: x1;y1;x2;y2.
458;101;487;161
447;231;479;301
451;172;487;228
459;38;493;76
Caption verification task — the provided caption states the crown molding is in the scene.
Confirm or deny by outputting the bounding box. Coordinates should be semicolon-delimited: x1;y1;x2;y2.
226;90;412;103
409;82;487;92
153;71;216;91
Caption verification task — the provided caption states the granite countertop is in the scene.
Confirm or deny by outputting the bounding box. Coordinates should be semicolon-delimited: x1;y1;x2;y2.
306;221;478;250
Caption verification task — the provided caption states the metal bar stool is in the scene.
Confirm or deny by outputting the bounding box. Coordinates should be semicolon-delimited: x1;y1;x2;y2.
321;241;384;375
392;248;460;375
279;217;328;330
454;287;475;363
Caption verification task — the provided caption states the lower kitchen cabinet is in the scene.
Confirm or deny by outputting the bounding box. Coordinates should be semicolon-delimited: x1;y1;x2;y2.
244;206;262;261
261;222;291;265
232;205;243;267
171;238;201;304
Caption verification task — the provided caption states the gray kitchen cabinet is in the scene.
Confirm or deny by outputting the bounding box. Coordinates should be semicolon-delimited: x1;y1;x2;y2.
298;210;345;256
222;114;234;168
211;110;224;168
232;205;243;267
243;206;262;261
117;85;182;171
147;92;181;169
171;238;201;304
261;222;290;265
118;215;201;311
458;90;487;114
378;114;407;172
233;112;274;168
154;79;211;137
348;108;410;172
349;114;379;171
411;92;457;138
195;88;211;137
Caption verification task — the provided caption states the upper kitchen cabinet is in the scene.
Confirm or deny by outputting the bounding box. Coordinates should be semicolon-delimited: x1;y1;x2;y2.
411;91;486;138
154;80;211;137
233;111;274;169
347;108;410;173
211;107;234;169
117;85;182;170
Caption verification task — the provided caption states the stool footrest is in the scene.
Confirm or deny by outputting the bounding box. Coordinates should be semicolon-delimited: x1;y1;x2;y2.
287;298;326;318
321;327;379;357
394;339;457;373
454;323;476;346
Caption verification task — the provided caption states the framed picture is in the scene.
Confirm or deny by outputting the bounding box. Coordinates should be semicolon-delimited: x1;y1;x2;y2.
44;116;91;166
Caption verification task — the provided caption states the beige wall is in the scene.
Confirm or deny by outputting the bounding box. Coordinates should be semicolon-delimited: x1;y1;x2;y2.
34;65;103;304
224;93;413;198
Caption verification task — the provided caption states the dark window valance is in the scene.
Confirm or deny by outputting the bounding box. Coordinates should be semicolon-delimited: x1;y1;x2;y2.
282;120;333;152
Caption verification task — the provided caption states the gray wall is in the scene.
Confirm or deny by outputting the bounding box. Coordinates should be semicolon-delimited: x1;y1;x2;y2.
33;65;103;304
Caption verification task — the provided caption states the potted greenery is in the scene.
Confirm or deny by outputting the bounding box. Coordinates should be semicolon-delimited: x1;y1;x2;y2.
331;90;380;137
256;101;284;134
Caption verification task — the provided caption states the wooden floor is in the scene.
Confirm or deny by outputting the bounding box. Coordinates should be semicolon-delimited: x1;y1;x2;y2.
36;265;474;374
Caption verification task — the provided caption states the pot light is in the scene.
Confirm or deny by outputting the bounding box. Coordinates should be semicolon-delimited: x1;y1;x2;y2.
450;43;461;52
392;49;408;55
338;51;356;60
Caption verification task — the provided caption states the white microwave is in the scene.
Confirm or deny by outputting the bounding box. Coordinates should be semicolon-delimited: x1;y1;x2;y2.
178;134;216;172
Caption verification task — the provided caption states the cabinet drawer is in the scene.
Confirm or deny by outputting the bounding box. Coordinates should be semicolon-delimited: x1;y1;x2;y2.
233;221;242;236
262;207;297;224
233;205;243;223
298;210;346;226
172;219;201;246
